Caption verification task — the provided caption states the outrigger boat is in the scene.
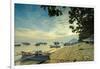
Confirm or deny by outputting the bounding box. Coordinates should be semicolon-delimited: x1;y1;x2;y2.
21;51;50;63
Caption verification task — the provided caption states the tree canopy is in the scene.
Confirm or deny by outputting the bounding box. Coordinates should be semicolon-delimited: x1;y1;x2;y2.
69;7;94;41
41;5;94;41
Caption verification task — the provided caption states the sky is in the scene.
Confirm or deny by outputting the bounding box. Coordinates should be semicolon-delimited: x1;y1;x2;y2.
15;4;79;43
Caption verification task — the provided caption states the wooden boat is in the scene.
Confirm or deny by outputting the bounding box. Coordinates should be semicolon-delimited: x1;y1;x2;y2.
21;51;50;62
15;44;21;47
22;42;30;45
50;45;61;48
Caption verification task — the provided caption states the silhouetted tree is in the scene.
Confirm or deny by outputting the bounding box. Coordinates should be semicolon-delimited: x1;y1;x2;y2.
41;6;94;41
69;7;94;41
41;5;63;17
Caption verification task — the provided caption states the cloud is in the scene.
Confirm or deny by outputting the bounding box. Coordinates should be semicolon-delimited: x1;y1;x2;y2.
15;23;78;42
15;28;63;40
15;29;77;43
15;5;78;42
15;10;78;42
46;12;77;37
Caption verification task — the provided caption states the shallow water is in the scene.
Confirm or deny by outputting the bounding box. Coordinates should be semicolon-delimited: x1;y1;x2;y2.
14;45;62;65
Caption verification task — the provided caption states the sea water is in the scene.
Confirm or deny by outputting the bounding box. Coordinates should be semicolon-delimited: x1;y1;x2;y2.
14;44;62;65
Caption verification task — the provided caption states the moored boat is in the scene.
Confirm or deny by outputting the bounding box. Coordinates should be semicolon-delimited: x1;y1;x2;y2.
21;51;50;62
